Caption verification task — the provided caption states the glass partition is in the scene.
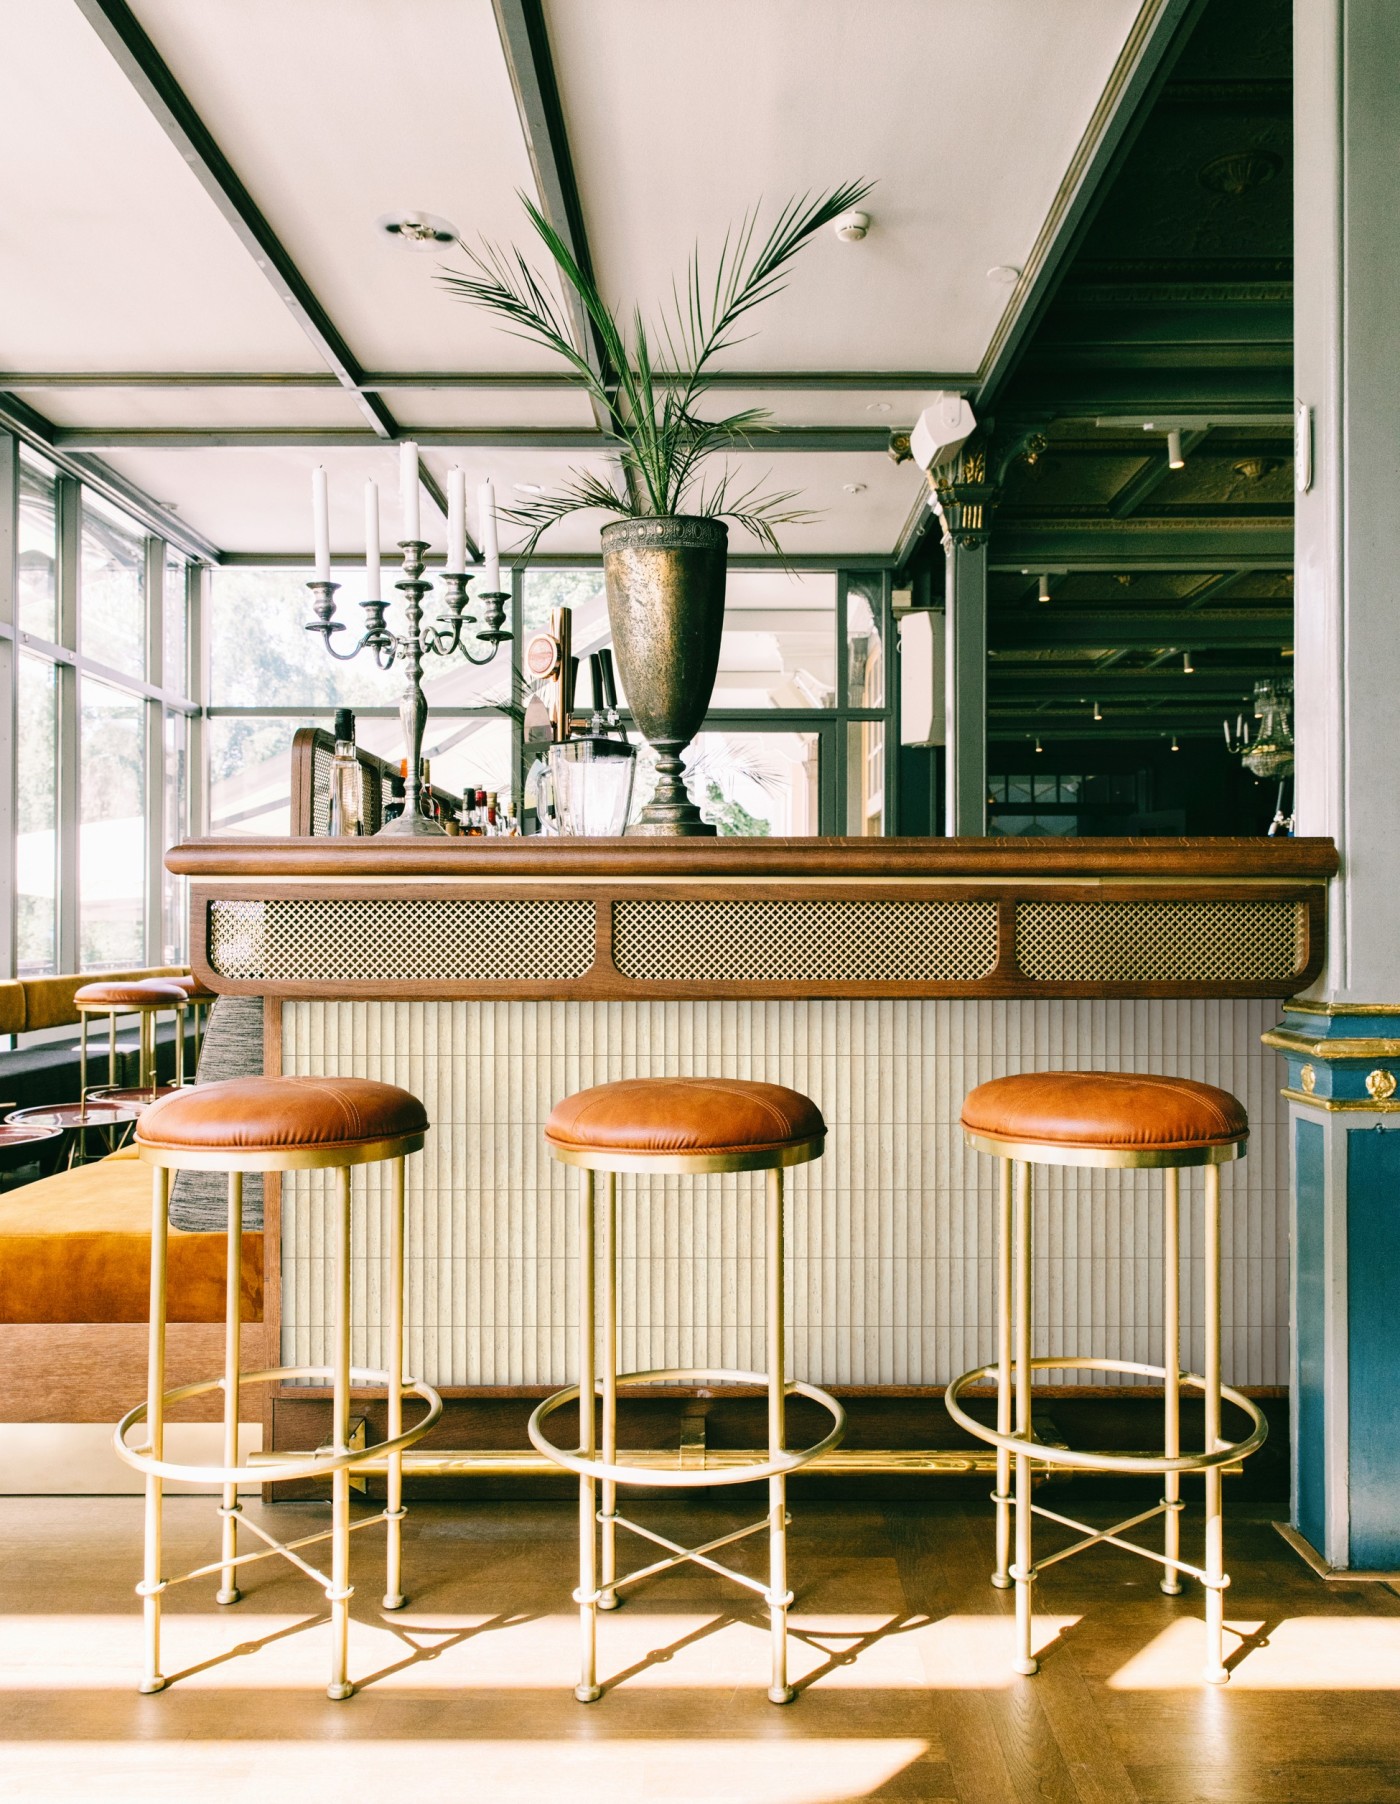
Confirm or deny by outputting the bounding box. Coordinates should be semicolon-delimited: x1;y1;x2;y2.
17;451;58;642
16;654;58;975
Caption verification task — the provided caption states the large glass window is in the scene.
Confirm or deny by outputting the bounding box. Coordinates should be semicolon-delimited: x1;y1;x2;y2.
79;678;147;968
81;492;146;678
163;711;188;962
164;554;188;696
716;573;837;710
16;654;58;975
17;451;58;642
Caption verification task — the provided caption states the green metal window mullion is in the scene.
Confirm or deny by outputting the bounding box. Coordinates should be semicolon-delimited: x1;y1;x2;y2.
833;570;849;835
882;570;899;834
511;563;525;817
0;433;17;980
55;475;80;974
144;535;165;965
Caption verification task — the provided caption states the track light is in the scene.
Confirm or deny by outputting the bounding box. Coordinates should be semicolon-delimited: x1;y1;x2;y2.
1170;734;1180;752
1093;700;1103;722
1167;428;1185;470
1183;650;1195;673
1037;573;1051;604
1035;737;1043;753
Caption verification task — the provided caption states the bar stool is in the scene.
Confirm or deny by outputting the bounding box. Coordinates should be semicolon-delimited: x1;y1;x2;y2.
531;1077;845;1705
114;1075;444;1700
168;973;216;1073
945;1071;1269;1685
75;978;188;1105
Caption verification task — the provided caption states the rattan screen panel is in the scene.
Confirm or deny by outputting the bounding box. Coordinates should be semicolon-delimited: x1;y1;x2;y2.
208;897;596;984
612;898;998;984
309;745;381;835
1013;900;1306;985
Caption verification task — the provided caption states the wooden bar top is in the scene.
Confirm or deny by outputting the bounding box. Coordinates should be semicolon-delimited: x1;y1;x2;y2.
169;835;1340;882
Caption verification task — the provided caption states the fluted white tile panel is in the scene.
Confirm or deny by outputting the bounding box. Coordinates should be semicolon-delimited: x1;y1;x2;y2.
280;999;1286;1389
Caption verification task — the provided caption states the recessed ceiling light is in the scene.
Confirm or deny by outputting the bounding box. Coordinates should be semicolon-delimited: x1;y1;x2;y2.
376;209;458;250
866;401;892;413
843;482;867;494
515;482;545;494
987;265;1021;285
833;210;871;242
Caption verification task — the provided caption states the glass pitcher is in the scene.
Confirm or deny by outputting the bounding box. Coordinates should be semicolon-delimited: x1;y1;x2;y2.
537;737;636;837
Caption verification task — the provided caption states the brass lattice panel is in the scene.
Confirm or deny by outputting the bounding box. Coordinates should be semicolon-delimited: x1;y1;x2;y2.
1014;900;1306;985
612;899;999;984
208;898;596;984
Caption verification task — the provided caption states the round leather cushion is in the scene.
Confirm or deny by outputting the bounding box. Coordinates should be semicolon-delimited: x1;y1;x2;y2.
962;1071;1247;1151
546;1077;825;1157
169;973;217;1000
76;979;189;1009
138;1076;427;1154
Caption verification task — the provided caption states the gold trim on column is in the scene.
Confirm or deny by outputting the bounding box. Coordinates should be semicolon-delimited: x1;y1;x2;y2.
1281;1088;1400;1112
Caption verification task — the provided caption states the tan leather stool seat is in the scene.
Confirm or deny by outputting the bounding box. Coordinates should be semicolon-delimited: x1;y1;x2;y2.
546;1077;825;1158
167;973;216;1001
962;1070;1248;1153
138;1075;428;1156
76;979;188;1010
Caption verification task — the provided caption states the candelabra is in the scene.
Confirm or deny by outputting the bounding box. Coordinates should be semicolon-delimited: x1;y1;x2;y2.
306;542;511;836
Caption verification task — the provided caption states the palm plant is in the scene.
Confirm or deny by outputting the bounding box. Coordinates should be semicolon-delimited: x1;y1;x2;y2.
439;181;872;558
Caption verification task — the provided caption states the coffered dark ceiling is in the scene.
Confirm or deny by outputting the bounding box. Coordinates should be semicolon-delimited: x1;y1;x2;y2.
916;0;1296;744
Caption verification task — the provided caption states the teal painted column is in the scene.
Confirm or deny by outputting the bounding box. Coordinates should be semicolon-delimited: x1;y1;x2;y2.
1282;0;1400;1573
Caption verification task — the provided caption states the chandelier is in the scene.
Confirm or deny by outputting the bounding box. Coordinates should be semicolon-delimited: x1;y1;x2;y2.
1224;677;1294;780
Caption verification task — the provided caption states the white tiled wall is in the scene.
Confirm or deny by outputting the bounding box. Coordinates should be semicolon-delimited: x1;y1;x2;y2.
281;998;1287;1389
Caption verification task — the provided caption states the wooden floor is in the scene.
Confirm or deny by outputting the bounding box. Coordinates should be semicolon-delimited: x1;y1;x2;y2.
2;1492;1398;1802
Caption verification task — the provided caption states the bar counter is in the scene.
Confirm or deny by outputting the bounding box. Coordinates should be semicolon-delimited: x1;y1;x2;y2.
168;835;1335;1456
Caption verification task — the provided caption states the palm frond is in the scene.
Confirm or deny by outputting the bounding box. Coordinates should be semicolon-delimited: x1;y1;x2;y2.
439;180;873;556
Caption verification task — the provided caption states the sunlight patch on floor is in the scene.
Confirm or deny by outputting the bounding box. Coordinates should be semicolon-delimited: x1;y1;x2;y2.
1108;1615;1400;1688
0;1739;933;1804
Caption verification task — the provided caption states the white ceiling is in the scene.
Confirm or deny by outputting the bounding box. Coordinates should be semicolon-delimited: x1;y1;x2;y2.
4;0;1151;556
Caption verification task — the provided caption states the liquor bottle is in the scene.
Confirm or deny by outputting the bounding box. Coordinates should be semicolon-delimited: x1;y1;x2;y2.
326;708;363;836
485;791;499;834
419;758;438;821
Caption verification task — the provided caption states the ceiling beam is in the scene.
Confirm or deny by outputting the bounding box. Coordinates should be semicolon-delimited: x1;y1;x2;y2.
974;0;1203;407
997;364;1293;415
989;523;1292;569
72;0;399;442
48;426;896;452
989;610;1291;650
0;390;220;562
1107;428;1209;516
218;549;895;571
490;0;623;458
988;723;1229;742
989;668;1271;698
0;369;975;394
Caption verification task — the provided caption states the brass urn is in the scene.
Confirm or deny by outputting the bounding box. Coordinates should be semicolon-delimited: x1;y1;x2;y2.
600;515;727;836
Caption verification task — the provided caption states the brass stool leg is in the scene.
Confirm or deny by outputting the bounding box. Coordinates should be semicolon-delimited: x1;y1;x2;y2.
108;1010;118;1088
217;1171;243;1604
767;1165;794;1704
598;1172;619;1612
1161;1169;1182;1595
1012;1159;1038;1676
327;1166;355;1700
384;1155;407;1611
575;1167;601;1702
992;1155;1014;1589
175;1006;185;1089
139;1165;170;1693
141;1010;154;1098
79;1013;88;1109
1203;1163;1228;1683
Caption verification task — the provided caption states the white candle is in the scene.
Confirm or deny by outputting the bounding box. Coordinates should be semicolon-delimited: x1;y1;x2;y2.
400;440;420;542
364;479;381;598
447;465;466;572
312;465;330;580
479;477;500;591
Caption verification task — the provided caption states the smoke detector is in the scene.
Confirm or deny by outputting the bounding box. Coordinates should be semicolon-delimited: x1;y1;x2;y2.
833;210;871;242
376;209;458;250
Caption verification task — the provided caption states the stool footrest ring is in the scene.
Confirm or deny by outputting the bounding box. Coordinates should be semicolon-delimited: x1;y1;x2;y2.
528;1367;845;1489
945;1356;1267;1475
114;1364;444;1486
